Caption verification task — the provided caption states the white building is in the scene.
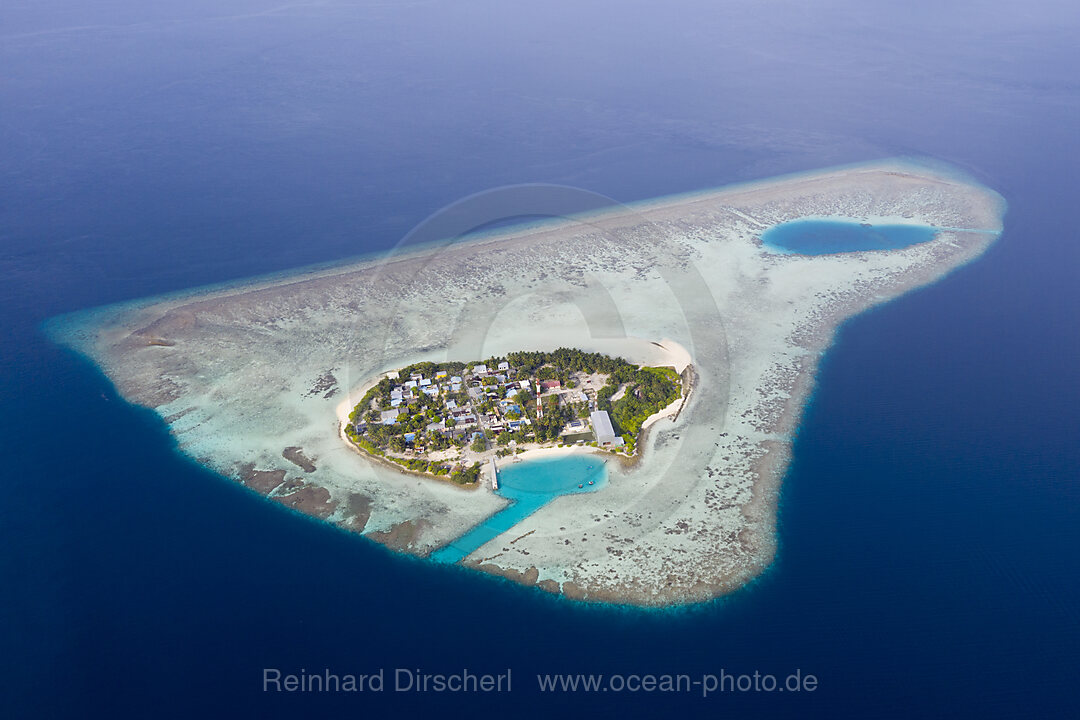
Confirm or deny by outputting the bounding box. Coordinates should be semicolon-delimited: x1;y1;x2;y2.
590;410;623;447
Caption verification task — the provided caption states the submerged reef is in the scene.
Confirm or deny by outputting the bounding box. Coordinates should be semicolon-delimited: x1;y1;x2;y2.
47;160;1004;606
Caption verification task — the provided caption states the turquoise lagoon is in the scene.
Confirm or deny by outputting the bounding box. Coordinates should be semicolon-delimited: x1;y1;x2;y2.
761;218;940;255
430;454;608;564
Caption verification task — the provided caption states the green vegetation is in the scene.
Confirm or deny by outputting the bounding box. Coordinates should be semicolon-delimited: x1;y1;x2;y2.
450;463;482;485
508;348;633;383
604;366;682;437
526;394;577;443
345;426;386;457
387;456;447;474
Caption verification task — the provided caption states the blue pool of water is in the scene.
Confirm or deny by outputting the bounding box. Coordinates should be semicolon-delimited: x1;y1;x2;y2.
430;455;608;564
762;218;940;254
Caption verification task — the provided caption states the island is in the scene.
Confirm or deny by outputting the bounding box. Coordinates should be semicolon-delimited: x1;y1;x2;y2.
343;349;687;482
45;159;1005;606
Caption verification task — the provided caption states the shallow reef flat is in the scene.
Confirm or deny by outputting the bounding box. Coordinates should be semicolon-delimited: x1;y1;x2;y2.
46;160;1004;606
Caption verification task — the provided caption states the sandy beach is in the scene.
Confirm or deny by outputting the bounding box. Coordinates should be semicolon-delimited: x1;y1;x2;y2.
46;159;1005;605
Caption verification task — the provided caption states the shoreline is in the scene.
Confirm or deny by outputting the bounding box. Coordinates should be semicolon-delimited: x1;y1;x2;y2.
334;339;692;490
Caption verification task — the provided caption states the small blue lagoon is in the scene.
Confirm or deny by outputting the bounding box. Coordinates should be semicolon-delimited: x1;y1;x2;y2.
430;454;608;564
761;218;940;255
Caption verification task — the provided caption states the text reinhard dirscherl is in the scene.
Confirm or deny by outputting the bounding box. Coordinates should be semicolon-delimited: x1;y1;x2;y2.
262;668;819;697
263;668;512;694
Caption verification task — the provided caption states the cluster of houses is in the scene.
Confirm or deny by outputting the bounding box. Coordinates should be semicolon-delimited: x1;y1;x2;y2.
369;362;535;446
357;359;627;455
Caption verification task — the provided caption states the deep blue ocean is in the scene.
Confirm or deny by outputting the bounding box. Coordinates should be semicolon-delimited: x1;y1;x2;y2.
2;2;1078;717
